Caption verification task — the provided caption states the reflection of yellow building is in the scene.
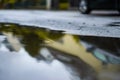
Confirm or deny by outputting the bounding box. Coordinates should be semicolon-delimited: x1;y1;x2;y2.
47;35;102;71
47;35;120;80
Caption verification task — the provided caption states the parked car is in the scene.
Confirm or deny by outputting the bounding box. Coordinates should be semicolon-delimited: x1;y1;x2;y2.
79;0;120;14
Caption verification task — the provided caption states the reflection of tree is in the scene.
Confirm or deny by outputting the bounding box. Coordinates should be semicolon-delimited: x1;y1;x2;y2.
73;35;79;43
0;23;64;57
22;32;43;57
0;24;22;35
22;30;64;57
35;29;64;41
48;31;64;40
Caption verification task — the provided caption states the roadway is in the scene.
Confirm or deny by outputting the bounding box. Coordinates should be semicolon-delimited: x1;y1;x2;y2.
0;10;120;38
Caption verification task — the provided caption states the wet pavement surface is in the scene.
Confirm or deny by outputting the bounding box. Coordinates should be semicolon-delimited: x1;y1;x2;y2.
0;23;120;80
0;10;120;38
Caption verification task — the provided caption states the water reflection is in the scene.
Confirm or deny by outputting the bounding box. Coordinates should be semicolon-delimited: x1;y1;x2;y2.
0;23;64;57
0;23;120;80
80;37;120;64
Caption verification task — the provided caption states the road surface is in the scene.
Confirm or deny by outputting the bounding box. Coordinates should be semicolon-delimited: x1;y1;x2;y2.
0;10;120;38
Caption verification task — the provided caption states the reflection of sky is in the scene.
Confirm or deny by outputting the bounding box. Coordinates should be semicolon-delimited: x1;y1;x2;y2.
0;44;80;80
0;36;6;45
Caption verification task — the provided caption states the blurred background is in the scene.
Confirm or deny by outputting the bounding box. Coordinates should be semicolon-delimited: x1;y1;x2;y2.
0;0;79;10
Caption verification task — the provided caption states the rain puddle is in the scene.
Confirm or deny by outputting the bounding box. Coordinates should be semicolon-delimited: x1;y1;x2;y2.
0;23;120;80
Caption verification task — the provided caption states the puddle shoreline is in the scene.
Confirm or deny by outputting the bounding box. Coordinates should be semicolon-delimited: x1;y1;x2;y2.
0;22;120;38
0;23;120;80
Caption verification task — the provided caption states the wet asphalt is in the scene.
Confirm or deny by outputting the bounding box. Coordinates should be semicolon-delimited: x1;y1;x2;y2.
0;10;120;38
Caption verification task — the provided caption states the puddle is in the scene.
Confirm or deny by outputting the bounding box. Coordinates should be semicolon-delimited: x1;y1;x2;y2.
0;23;120;80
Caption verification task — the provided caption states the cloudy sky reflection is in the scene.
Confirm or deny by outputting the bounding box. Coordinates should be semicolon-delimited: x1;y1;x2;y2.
0;43;80;80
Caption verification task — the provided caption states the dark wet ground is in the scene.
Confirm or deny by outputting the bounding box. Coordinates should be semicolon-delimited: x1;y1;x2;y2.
0;23;120;80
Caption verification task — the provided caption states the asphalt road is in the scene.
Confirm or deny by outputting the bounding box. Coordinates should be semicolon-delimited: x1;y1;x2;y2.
0;10;120;38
